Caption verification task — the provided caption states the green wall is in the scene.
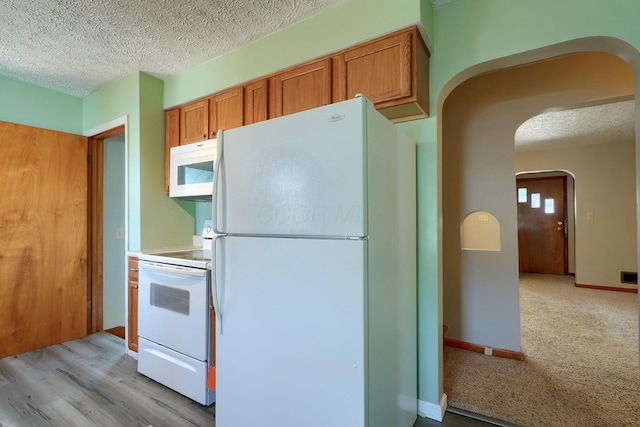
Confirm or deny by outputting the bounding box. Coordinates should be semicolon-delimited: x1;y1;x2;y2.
83;72;195;251
431;0;640;107
398;118;441;407
0;75;82;134
138;73;196;250
83;73;143;249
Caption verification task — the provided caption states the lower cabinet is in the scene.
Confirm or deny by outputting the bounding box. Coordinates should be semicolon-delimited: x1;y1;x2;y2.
128;256;139;352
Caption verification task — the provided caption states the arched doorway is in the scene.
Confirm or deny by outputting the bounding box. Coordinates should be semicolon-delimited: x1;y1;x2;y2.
439;38;639;424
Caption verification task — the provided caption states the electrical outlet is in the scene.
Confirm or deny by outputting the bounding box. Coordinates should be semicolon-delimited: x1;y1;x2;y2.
115;228;125;240
484;346;493;356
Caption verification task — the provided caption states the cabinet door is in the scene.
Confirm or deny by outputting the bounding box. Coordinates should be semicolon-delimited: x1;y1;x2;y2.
269;58;332;118
180;99;209;144
165;108;180;194
209;87;244;139
128;257;139;352
243;79;268;125
342;32;411;104
334;26;429;122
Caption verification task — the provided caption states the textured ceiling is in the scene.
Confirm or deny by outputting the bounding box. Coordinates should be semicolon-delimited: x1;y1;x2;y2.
515;100;635;151
0;0;348;98
0;0;635;149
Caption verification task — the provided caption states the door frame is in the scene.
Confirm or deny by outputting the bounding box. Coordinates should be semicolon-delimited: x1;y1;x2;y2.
84;118;128;335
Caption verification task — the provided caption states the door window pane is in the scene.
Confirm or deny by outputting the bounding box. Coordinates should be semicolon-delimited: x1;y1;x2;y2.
545;198;555;214
531;193;541;208
518;188;527;203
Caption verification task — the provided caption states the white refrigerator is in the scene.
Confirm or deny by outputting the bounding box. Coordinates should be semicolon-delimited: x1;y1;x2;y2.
212;96;417;427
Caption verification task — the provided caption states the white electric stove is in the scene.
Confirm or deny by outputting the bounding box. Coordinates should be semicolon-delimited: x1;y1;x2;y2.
136;221;216;406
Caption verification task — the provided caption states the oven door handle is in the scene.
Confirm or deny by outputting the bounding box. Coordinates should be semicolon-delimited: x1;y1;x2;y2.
138;260;207;278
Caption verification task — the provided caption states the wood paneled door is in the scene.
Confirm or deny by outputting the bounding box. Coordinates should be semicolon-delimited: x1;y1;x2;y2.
517;176;568;275
0;121;88;358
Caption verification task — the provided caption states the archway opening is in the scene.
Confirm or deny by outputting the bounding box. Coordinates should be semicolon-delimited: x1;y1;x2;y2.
440;40;639;424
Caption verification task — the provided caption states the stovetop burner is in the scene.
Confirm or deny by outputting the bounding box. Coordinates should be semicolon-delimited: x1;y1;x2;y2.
138;220;214;269
151;249;211;262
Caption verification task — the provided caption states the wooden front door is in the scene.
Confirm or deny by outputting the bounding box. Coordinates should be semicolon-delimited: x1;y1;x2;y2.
0;121;88;358
517;176;567;275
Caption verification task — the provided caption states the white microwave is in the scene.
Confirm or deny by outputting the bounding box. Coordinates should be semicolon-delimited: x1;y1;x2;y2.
169;139;216;201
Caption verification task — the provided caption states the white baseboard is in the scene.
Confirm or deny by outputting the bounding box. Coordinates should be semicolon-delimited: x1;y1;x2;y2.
418;394;447;421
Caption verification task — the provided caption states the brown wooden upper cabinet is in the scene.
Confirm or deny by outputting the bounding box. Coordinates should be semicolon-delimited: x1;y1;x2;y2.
209;87;244;139
165;78;268;193
269;58;333;118
180;99;209;144
244;79;268;125
165;26;429;192
178;79;269;144
179;88;246;143
333;26;429;122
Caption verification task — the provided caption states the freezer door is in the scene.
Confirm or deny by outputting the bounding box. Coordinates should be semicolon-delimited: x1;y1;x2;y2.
216;98;367;237
215;236;366;427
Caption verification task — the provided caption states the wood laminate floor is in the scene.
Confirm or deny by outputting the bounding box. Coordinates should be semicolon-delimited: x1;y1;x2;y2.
0;332;216;427
0;333;500;427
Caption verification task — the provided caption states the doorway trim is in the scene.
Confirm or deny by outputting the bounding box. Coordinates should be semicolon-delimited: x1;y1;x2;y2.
84;116;128;335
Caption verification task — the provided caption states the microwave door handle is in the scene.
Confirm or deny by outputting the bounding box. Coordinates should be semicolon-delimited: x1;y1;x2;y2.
213;129;225;235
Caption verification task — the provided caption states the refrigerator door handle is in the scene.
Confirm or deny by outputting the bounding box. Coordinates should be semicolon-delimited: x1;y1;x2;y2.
213;130;225;235
212;234;224;334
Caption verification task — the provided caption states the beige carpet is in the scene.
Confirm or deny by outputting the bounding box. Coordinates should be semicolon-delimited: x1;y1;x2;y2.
444;273;639;427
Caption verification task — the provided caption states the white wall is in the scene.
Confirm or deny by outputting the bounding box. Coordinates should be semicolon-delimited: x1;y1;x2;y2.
517;141;637;289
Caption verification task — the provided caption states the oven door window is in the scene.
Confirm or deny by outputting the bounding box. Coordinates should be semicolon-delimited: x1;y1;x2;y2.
150;283;190;315
138;262;210;361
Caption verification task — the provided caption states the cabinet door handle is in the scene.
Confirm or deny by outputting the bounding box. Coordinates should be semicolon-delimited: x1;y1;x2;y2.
129;268;138;272
132;284;138;289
